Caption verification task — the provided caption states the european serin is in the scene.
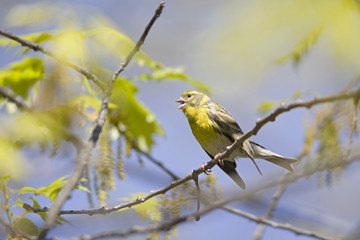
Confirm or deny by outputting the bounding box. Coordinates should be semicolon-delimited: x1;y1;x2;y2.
176;90;299;189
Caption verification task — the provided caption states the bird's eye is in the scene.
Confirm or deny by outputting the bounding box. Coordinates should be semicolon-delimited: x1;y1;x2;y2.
187;94;191;98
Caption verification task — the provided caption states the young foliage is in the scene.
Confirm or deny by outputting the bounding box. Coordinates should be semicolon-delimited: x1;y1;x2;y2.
134;67;210;93
303;100;356;185
0;139;26;179
109;78;164;153
11;217;39;237
257;90;303;115
18;175;70;201
0;57;44;99
277;25;323;65
122;193;162;222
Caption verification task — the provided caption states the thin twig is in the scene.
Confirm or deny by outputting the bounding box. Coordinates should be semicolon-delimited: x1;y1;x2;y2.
342;98;359;161
111;2;165;82
205;88;360;173
38;144;92;239
55;197;339;240
191;171;201;221
29;89;360;218
0;29;105;91
37;3;166;239
29;150;360;220
253;152;307;240
252;172;290;240
139;151;180;180
0;87;29;110
221;206;337;240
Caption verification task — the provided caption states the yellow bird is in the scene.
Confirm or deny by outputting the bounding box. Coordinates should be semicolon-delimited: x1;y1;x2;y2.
176;90;299;189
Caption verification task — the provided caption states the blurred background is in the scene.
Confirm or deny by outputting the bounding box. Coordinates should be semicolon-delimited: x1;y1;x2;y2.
1;0;360;239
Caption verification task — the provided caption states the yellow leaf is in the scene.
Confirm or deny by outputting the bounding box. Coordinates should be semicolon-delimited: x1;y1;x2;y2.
110;78;163;153
121;193;162;222
0;138;26;179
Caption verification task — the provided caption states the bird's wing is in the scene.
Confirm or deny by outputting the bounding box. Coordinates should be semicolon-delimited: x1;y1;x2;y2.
204;149;245;189
208;102;262;175
217;160;246;189
208;102;245;135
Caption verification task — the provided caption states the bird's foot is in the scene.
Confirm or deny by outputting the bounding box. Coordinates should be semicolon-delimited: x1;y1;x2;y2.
214;153;224;166
200;163;212;175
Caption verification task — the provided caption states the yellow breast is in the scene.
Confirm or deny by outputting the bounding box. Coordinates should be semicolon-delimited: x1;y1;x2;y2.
184;104;232;157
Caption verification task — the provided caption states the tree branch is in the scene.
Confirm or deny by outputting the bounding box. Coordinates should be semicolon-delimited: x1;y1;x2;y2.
252;172;290;240
342;98;359;161
221;206;337;240
139;151;180;180
29;89;360;219
204;88;360;173
0;29;105;91
37;3;166;239
0;87;29;110
111;2;165;82
77;149;360;240
253;151;307;239
55;198;339;240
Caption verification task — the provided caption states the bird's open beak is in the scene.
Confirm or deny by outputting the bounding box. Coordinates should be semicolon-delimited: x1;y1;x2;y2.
176;97;186;110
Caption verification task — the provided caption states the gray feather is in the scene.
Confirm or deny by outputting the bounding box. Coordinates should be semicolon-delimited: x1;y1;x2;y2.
250;141;299;171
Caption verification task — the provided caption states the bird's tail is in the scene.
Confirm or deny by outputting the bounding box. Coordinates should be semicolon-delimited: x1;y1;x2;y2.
217;160;246;189
250;141;299;171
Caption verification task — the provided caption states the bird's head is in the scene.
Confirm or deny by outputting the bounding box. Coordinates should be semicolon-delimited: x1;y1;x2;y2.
176;90;209;111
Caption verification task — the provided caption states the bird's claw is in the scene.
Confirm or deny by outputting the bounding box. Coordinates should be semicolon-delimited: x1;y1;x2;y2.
214;153;224;166
200;163;212;175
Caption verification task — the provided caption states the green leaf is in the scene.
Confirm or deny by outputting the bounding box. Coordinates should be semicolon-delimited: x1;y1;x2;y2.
76;185;91;193
3;106;74;149
135;67;209;92
0;32;52;53
18;175;69;201
122;193;162;222
0;57;44;98
257;100;277;115
85;27;161;69
291;90;304;99
12;217;39;236
0;173;11;184
110;78;164;153
23;32;53;53
277;25;323;65
72;95;117;113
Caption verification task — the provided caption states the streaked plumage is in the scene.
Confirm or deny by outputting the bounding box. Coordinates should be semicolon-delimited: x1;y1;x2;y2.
177;90;299;189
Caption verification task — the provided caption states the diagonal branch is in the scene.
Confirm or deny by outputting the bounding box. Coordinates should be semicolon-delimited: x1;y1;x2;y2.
0;87;29;110
55;199;339;240
220;206;337;240
252;172;290;240
0;29;105;91
204;88;360;173
139;151;180;180
37;3;166;240
81;152;360;240
30;149;360;220
342;98;359;161
28;89;360;218
112;2;165;82
253;152;307;240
